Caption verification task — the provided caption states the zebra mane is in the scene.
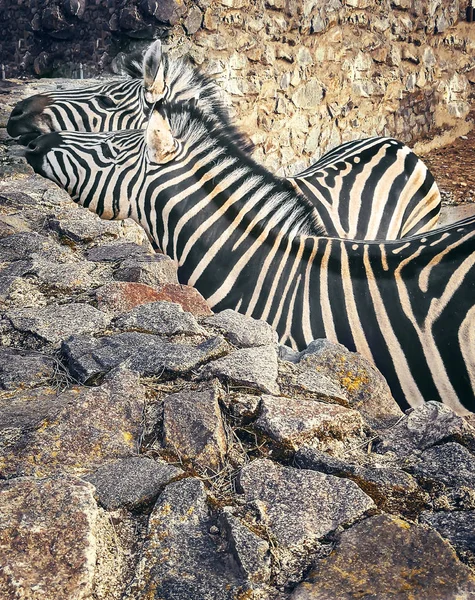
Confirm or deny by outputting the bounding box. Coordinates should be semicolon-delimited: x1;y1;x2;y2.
123;46;254;151
162;101;325;237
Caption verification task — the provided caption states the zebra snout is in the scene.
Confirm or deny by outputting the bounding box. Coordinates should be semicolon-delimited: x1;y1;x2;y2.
7;95;53;142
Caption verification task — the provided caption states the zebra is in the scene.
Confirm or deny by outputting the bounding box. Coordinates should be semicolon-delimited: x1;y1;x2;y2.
25;99;475;414
8;41;441;240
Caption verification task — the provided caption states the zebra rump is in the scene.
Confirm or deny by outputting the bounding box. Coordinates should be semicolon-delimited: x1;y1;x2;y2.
8;40;441;240
25;99;475;414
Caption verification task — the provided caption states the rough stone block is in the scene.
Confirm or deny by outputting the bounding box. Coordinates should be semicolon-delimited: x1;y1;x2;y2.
0;477;101;600
254;395;364;451
238;459;374;550
298;339;403;428
114;300;205;337
203;309;278;348
378;401;475;457
6;303;111;345
85;456;183;510
201;346;280;395
0;368;145;478
0;348;55;390
420;510;475;566
290;514;475;599
62;331;228;383
162;381;228;470
114;254;179;287
124;478;244;600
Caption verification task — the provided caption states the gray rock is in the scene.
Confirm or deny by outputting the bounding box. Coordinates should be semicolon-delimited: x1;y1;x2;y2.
62;332;228;383
221;392;261;422
114;301;205;336
184;5;203;34
201;345;280;395
291;514;475;599
0;348;55;390
378;401;475;457
238;459;374;548
220;507;271;583
407;442;475;491
296;446;427;518
162;381;228;470
30;258;104;294
278;344;301;363
237;459;374;583
298;339;403;428
85;456;183;510
254;395;364;451
0;368;145;478
114;253;179;286
0;232;51;261
0;476;104;600
124;478;244;600
420;511;475;566
85;241;150;263
47;210;121;243
6;303;111;345
203;309;278;348
0;260;34;300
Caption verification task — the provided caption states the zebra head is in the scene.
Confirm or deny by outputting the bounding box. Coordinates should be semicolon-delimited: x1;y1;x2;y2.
25;128;145;221
8;40;233;145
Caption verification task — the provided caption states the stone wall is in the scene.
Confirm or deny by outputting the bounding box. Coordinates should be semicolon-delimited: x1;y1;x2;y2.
1;0;474;172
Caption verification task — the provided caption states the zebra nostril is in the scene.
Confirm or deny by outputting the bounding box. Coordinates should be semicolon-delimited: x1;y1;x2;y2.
10;106;23;119
27;139;39;152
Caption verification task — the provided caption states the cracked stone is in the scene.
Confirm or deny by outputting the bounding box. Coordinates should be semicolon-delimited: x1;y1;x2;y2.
0;347;55;390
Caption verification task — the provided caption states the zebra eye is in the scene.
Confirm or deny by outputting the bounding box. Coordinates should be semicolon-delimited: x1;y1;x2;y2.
100;141;117;159
95;95;117;109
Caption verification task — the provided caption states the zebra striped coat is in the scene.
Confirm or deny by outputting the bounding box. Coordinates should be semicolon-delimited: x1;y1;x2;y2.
9;41;441;240
25;100;475;414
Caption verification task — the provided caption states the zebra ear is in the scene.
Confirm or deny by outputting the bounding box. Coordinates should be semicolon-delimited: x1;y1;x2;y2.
145;109;178;164
143;40;166;103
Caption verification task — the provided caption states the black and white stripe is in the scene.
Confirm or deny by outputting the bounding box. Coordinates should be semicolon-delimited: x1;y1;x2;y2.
9;41;441;241
25;100;475;414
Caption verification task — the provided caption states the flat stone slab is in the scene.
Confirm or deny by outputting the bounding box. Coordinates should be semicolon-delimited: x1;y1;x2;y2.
114;300;205;336
378;401;475;457
296;446;427;518
290;514;475;600
6;303;111;344
47;209;121;243
238;459;374;548
203;309;278;348
124;478;244;600
85;456;183;510
254;395;364;451
298;339;403;428
0;368;145;478
62;332;227;383
0;348;55;389
162;381;228;470
0;476;100;600
200;345;280;395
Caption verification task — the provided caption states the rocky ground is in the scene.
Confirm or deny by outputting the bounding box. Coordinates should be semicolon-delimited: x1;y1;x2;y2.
1;82;475;599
